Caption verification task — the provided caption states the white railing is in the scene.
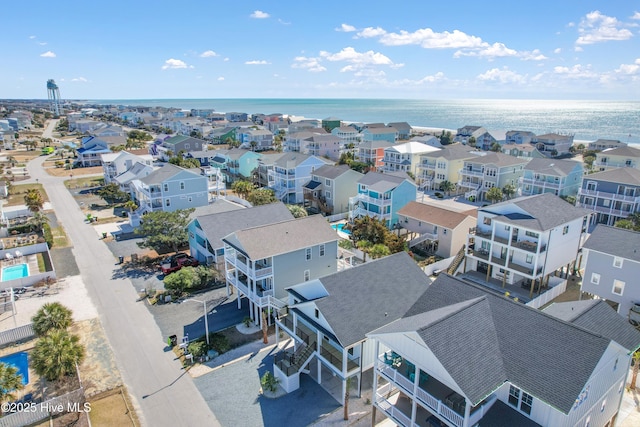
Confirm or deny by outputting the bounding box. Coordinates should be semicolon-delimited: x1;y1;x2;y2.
255;266;273;278
527;279;567;309
459;169;484;178
375;394;411;427
468;395;498;426
519;177;561;189
440;403;464;427
378;364;414;395
227;274;249;296
408;232;438;247
578;188;640;203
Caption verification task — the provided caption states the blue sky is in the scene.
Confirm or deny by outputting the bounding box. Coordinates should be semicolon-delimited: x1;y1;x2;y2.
3;1;640;100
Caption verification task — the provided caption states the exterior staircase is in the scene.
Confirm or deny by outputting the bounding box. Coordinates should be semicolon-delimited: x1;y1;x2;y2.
275;340;317;376
447;246;466;275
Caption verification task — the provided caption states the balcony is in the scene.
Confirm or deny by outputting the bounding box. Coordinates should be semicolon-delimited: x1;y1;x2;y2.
226;272;249;296
490;255;507;266
579;188;640;203
470;249;489;261
507;261;543;277
351;193;392;206
459;168;484;178
319;343;360;372
457;180;481;190
468;227;492;239
512;240;546;253
519;177;561;190
420;162;437;171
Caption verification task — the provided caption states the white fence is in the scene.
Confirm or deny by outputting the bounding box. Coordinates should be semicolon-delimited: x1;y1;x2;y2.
422;256;456;277
0;388;85;427
526;277;567;309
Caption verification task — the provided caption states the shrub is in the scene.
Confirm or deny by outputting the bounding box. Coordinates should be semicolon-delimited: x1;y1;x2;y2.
209;333;230;354
434;192;443;198
42;223;54;248
261;371;280;393
187;341;207;359
243;316;252;327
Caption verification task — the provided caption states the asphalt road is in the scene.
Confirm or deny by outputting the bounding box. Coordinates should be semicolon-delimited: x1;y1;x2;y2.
27;154;220;426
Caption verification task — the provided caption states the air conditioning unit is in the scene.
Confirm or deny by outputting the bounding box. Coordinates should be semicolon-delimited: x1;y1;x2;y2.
632;302;640;314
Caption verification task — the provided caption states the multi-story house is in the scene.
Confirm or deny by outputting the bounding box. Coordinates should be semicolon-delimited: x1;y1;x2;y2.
222;215;339;327
238;128;274;151
331;126;361;145
101;150;154;184
577;168;640;226
464;193;591;292
409;134;442;148
454;125;496;150
90;124;128;146
155;135;206;161
398;201;477;258
532;133;574;156
187;202;292;269
76;136;111;167
225;112;248;122
518;158;584;197
501;143;544;159
505;130;536;145
381;141;440;176
580;225;640;317
368;273;640;427
209;148;261;184
356;140;394;170
416;144;477;191
594;146;640;172
321;117;342;132
209;126;238;145
273;252;429;403
302;134;342;161
588;139;626;151
361;127;398;145
268;153;332;204
112;161;155;195
457;152;529;201
288;119;321;133
130;163;209;214
284;130;327;153
349;171;417;228
252;152;286;188
387;122;412;140
302;164;364;216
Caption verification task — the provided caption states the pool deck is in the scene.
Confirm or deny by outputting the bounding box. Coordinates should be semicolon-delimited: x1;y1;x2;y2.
0;254;38;283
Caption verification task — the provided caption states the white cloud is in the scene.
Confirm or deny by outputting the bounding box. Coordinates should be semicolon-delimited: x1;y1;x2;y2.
356;27;387;38
224;57;230;62
245;60;269;65
40;51;56;58
454;43;517;59
363;26;485;49
200;50;218;58
553;64;598;79
250;10;270;19
38;42;47;46
519;49;548;61
217;76;225;81
477;68;526;84
320;47;393;65
615;58;640;74
71;77;88;82
29;35;36;39
336;23;356;32
292;56;327;72
554;48;562;54
631;12;640;20
161;59;188;69
576;10;633;45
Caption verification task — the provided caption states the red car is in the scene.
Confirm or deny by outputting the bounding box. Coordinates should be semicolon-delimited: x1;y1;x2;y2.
161;254;199;275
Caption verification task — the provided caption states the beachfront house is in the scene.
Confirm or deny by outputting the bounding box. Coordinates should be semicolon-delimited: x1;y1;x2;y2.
532;133;574;156
322;117;342;132
500;143;545;159
348;171;417;229
187;202;292;270
594;146;640;172
360;127;398;145
577;168;640;226
454;125;496;150
518;157;584;197
397;201;477;258
464;193;591;297
416;144;477;192
130;163;208;214
303;164;364;216
331;126;361;145
457;152;529;201
588;139;626;151
505;130;536;145
387;122;412;140
368;273;640;427
101;150;154;184
268;153;332;204
273;252;430;404
222;215;339;328
356;140;395;171
580;225;640;317
381;141;440;176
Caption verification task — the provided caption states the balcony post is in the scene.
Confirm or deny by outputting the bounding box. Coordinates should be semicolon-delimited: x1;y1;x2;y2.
463;397;471;427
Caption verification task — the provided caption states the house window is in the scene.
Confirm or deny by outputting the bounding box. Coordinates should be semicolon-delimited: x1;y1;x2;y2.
314;308;319;318
325;191;331;199
505;225;511;231
521;392;533;415
612;280;625;295
603;199;611;207
613;257;623;268
563;225;569;235
443;229;447;235
509;385;533;415
319;244;325;257
306;248;312;260
526;255;533;264
305;270;311;282
508;385;520;407
163;183;169;192
180;181;185;190
165;199;171;207
591;273;600;285
188;196;192;203
483;217;492;226
325;179;331;186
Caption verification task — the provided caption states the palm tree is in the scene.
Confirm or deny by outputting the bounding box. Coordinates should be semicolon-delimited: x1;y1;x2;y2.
27;211;50;232
0;363;24;406
24;188;44;213
286;204;308;218
631;350;640;390
439;180;456;196
231;180;254;199
31;329;85;381
502;183;517;200
485;187;504;204
31;302;73;337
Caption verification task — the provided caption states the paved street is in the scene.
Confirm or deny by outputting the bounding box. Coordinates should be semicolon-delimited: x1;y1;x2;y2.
26;155;220;426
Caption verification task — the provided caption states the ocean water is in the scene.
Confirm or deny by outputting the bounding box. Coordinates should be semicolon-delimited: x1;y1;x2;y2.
88;98;640;145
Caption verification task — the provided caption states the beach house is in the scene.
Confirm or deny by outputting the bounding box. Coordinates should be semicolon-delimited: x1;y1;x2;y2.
382;141;440;176
268;153;332;204
303;164;364;216
577;168;640;226
416;144;477;191
518;158;584;197
593;146;640;172
457;152;529;201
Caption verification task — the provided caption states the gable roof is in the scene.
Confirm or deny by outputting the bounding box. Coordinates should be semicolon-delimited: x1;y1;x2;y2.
485;193;590;231
358;171;408;192
524;158;582;176
193;202;293;250
311;164;355;180
399;274;640;413
140;163;199;185
466;152;528;167
584;167;640;186
313;252;430;347
582;224;640;263
162;135;206;147
398;201;475;229
223;214;337;259
599;145;640;157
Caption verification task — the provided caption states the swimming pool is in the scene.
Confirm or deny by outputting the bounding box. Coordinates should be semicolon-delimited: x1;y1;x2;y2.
1;264;29;282
0;352;29;385
331;223;352;235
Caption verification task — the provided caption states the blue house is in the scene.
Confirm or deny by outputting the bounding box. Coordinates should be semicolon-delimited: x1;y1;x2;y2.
348;171;417;228
577;168;640;226
269;153;333;204
519;158;584;197
76;136;111;167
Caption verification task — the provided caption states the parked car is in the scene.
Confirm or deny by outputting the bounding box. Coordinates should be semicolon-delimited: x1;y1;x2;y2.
161;254;199;275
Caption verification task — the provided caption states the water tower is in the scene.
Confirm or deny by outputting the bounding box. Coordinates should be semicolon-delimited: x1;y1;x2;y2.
46;79;62;116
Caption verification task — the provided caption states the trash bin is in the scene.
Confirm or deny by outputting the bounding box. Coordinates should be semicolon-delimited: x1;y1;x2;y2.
169;335;177;347
102;232;107;239
118;256;124;264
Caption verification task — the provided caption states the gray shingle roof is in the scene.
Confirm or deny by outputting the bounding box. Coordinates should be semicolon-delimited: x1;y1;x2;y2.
193;202;293;250
313;252;431;347
486;193;591;231
585;167;640;186
524;158;582;176
582;224;640;263
358;171;408;192
399;274;638;413
467;152;529;167
311;164;352;180
223;214;337;259
140;163;198;185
